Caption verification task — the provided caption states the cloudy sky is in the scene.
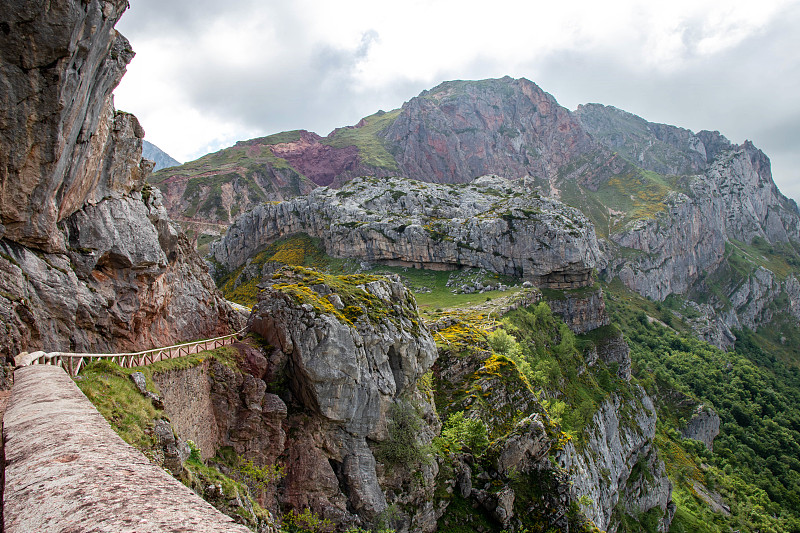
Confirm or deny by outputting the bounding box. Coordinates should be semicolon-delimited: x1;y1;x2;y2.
115;0;800;199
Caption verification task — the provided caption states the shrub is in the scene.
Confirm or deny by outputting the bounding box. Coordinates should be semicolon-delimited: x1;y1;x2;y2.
377;402;430;465
436;411;489;455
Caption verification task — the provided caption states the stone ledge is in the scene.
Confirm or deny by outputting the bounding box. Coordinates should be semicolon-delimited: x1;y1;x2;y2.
2;365;252;533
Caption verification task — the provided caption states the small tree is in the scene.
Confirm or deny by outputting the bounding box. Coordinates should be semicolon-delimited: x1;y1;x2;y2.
488;328;517;355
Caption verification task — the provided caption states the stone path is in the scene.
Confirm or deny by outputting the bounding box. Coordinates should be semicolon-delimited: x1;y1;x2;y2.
2;365;252;532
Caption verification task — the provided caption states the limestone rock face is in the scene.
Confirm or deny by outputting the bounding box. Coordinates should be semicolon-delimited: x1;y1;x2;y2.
0;0;149;253
244;270;440;529
579;103;800;344
576;103;731;177
142;140;181;172
0;189;236;357
212;175;603;288
546;288;610;334
682;405;721;451
0;0;236;357
558;389;672;532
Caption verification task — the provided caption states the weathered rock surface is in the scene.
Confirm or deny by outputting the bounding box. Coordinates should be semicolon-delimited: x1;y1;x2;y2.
142;140;181;171
576;103;732;177
0;188;237;357
212;175;603;288
380;77;621;185
0;0;148;253
681;405;721;451
559;389;672;532
244;269;439;529
433;313;669;532
151;77;628;229
546;288;610;334
581;103;800;344
0;0;237;358
156;271;440;530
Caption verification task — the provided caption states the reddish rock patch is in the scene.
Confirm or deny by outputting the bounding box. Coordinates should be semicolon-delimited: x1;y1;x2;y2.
271;131;361;186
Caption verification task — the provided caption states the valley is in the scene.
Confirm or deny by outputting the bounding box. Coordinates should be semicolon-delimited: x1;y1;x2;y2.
2;3;800;533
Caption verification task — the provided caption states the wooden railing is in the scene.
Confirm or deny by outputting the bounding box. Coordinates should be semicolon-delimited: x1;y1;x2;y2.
15;329;246;377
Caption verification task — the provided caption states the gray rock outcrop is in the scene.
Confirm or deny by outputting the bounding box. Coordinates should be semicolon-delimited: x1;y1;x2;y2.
0;0;146;253
682;405;721;451
546;288;610;334
212;175;603;288
0;0;237;358
559;388;672;532
606;142;800;345
143;140;181;171
242;269;440;529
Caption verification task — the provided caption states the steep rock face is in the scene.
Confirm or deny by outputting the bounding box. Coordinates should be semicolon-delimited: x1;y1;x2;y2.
0;0;236;358
576;103;731;176
0;0;148;253
432;312;668;532
149;132;327;233
142;140;181;171
150;77;632;229
545;288;610;334
212;175;603;288
559;390;672;532
381;77;611;185
268;130;383;188
611;187;727;301
0;188;236;356
681;405;721;451
245;269;440;530
610;145;800;304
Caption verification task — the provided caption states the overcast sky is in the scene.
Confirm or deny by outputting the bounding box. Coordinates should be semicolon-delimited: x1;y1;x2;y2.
115;0;800;200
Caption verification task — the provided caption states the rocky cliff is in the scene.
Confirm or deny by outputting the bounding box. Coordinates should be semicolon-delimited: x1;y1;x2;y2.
583;107;800;346
212;175;602;289
0;0;236;358
559;391;673;532
142;140;181;171
162;267;441;531
149;77;627;233
184;76;800;347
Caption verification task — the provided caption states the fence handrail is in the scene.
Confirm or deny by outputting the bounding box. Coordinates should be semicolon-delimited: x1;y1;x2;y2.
15;328;247;376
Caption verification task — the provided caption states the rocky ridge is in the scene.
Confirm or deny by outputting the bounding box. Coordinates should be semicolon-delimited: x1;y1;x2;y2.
143;140;181;171
0;1;236;357
212;175;603;290
149;77;625;231
184;76;800;347
592;124;800;346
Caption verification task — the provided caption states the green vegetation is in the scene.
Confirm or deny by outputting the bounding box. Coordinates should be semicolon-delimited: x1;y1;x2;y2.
604;280;800;532
559;166;684;236
271;266;420;330
498;302;629;442
377;402;432;466
76;347;237;452
324;109;402;170
77;347;276;530
148;131;314;222
435;411;489;455
218;234;353;307
218;233;523;313
363;265;520;315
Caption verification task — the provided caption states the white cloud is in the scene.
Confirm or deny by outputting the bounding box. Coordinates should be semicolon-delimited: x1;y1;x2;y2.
113;0;800;198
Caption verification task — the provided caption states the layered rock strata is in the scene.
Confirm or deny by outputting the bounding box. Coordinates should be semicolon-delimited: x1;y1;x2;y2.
559;390;672;532
243;268;439;530
212;175;603;289
0;0;236;358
